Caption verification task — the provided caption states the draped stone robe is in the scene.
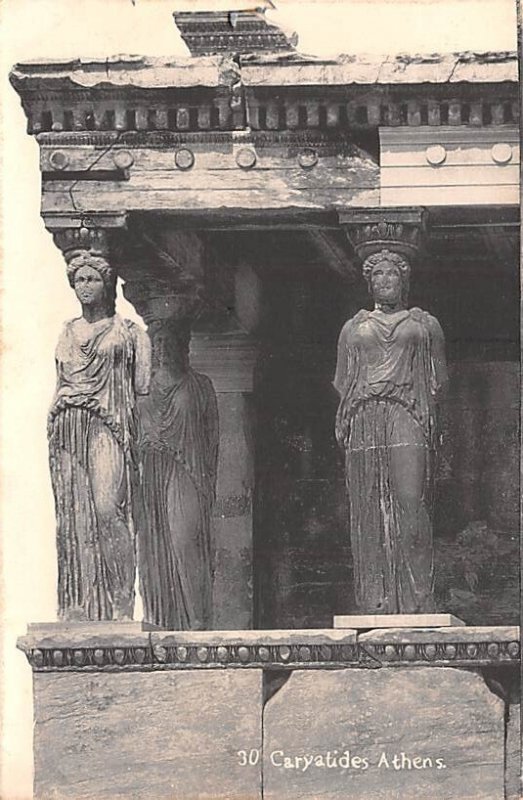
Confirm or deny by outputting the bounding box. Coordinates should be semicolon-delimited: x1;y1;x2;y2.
138;369;219;630
48;314;150;620
334;307;447;614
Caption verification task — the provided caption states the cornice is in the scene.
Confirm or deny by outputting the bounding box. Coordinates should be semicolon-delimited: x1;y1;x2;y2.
11;51;518;92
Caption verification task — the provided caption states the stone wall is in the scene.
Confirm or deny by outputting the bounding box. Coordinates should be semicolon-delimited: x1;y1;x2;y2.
19;624;520;800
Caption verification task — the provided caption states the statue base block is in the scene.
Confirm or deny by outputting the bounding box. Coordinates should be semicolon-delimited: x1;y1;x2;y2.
333;613;466;629
18;624;519;800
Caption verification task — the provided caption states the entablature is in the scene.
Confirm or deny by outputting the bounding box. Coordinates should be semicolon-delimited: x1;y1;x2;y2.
9;1;520;219
10;51;519;136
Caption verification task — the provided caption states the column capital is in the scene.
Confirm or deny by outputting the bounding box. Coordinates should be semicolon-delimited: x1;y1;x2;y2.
44;212;128;262
339;207;427;265
122;277;202;327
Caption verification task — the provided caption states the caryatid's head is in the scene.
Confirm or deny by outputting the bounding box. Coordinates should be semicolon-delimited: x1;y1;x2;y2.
362;249;411;307
66;252;117;313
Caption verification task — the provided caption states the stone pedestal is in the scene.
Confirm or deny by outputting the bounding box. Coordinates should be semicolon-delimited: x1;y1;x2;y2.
18;624;519;800
264;668;504;800
190;331;258;629
34;670;262;800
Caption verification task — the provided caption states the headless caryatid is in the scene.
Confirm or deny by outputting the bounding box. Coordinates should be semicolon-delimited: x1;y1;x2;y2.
135;308;219;630
334;249;448;615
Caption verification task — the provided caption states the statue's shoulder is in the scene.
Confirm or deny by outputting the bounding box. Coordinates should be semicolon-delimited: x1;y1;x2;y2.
192;369;216;394
120;316;148;339
339;309;369;335
58;317;80;338
409;308;444;337
120;315;138;332
408;306;427;322
409;307;438;324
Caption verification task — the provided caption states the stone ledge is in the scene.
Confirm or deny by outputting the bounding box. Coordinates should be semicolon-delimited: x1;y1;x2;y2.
334;613;466;628
17;624;519;672
359;626;520;668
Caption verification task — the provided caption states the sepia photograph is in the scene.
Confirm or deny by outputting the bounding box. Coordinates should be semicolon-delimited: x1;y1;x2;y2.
0;0;520;797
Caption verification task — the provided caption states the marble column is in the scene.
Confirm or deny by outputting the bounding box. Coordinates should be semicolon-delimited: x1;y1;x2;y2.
190;329;258;629
189;260;262;629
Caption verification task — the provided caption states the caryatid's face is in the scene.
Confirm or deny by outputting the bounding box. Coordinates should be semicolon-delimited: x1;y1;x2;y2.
149;320;187;375
73;266;106;307
369;261;403;305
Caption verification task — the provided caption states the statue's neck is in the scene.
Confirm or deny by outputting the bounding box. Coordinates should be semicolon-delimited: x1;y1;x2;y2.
82;304;113;323
374;301;406;314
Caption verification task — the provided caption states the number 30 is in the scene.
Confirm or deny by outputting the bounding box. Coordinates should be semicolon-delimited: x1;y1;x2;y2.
237;749;260;766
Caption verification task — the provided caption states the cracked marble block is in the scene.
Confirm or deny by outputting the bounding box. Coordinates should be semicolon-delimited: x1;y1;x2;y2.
263;667;505;800
33;670;262;800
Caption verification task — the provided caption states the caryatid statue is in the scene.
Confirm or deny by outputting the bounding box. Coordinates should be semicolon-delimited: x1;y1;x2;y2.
334;248;448;615
48;238;151;621
124;282;219;631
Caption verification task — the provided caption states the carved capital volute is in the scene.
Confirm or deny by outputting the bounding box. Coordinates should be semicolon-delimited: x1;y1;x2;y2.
339;207;427;266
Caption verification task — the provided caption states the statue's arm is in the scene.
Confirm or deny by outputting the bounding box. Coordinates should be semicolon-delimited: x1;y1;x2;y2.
133;325;152;396
427;314;448;399
333;321;351;396
333;315;361;396
205;380;220;500
53;322;70;394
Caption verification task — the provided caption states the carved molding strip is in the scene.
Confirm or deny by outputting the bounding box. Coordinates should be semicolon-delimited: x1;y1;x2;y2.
18;627;520;672
360;639;520;667
24;642;359;671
